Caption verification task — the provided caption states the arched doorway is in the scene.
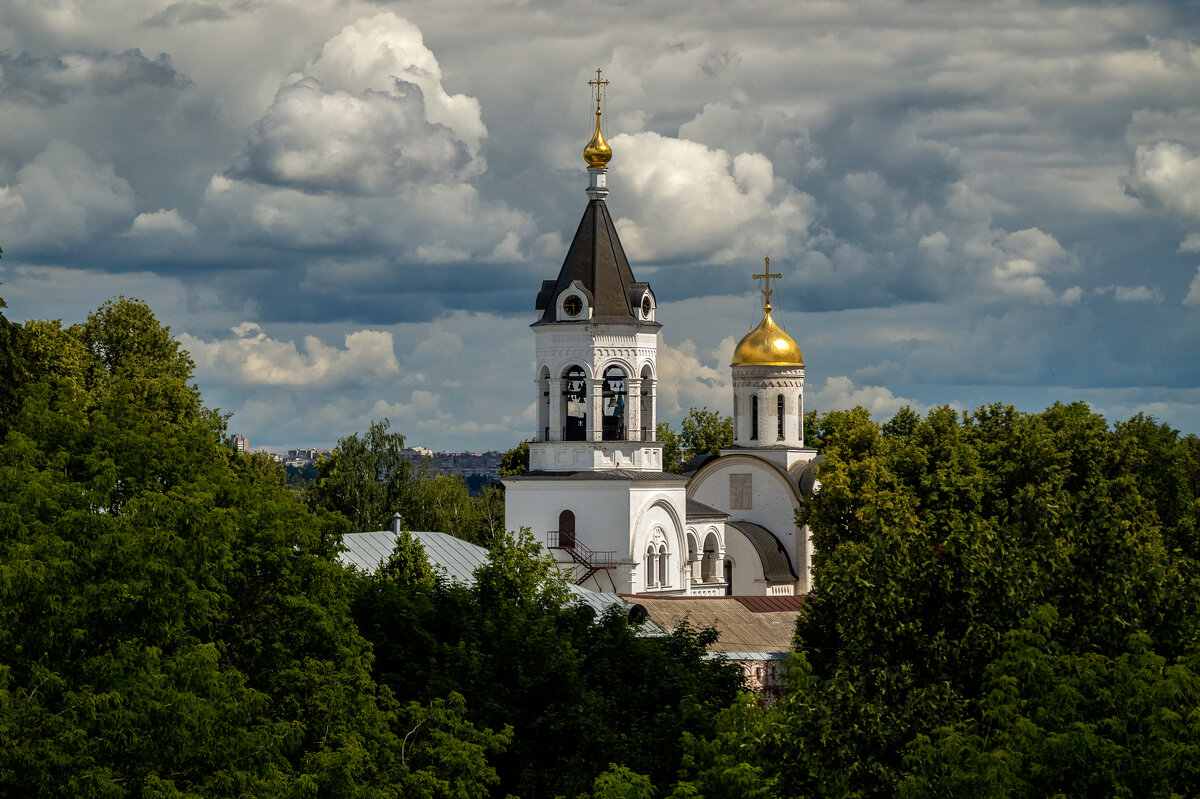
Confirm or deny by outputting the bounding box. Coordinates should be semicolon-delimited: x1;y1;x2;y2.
558;509;576;550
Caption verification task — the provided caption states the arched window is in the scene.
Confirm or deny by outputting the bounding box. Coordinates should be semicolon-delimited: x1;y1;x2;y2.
640;364;654;441
777;394;785;439
562;365;587;441
558;510;576;550
602;365;627;441
538;366;551;442
751;395;759;440
645;545;657;587
687;534;698;584
798;392;804;442
658;545;669;588
701;533;720;581
723;559;733;595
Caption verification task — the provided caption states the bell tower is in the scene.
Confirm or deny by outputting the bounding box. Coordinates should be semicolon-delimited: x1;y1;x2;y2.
506;72;689;597
528;69;663;473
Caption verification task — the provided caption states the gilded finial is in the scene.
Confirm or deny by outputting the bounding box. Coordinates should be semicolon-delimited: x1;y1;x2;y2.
752;257;782;312
584;68;612;168
733;256;804;366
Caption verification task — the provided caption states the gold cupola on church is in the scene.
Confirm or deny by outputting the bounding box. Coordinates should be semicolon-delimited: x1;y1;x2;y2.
733;258;804;366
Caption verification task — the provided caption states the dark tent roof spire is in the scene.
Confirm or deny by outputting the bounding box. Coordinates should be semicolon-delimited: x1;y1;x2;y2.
534;70;657;329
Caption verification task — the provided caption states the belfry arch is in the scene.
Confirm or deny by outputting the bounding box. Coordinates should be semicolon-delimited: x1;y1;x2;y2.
561;364;588;441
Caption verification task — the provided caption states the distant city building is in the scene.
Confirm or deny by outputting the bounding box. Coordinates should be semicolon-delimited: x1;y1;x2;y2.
229;433;249;453
286;449;330;463
400;447;503;481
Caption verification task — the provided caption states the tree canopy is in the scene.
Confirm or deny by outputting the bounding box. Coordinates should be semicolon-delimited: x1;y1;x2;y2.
658;406;734;473
0;299;503;796
0;296;745;797
303;421;504;545
674;402;1200;797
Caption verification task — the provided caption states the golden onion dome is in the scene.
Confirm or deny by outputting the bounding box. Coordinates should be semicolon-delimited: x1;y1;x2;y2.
583;109;612;167
732;303;804;366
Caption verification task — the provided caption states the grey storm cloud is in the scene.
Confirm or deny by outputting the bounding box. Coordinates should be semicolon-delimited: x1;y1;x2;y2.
141;2;256;27
0;50;188;106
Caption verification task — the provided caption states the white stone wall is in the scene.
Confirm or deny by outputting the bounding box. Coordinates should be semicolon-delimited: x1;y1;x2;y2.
687;454;813;593
504;477;688;595
732;364;805;448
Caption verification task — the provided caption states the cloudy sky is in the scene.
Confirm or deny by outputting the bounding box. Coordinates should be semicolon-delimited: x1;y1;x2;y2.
3;0;1200;453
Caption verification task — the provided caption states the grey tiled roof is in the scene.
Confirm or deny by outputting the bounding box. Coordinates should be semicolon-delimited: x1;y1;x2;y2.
685;498;728;521
630;596;799;654
339;530;660;630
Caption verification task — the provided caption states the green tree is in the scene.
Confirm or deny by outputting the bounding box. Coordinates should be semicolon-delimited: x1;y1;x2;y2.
680;406;733;461
0;298;502;797
657;421;683;473
304;418;411;531
499;439;530;476
0;292;30;438
901;606;1200;798
769;403;1200;797
404;470;497;545
658;407;733;473
352;528;744;799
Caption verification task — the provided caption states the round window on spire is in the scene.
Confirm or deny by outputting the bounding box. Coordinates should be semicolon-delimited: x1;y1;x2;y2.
563;294;583;318
641;295;652;318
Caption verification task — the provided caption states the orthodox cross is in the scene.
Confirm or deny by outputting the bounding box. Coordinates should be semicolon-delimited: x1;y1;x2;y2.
588;68;609;113
753;257;782;307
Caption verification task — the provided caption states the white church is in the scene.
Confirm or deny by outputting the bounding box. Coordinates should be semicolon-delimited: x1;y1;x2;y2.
504;77;820;598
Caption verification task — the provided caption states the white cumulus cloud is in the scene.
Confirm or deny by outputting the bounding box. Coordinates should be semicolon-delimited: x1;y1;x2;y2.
1128;140;1200;222
808;375;928;420
127;208;196;238
609;131;814;263
1184;267;1200;308
179;323;400;388
235;76;470;195
305;12;486;156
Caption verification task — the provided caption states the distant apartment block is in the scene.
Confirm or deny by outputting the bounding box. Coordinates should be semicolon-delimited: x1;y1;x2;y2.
270;444;503;482
229;433;249;453
282;449;331;468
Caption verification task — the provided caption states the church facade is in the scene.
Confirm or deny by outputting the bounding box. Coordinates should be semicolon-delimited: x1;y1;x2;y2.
504;78;819;598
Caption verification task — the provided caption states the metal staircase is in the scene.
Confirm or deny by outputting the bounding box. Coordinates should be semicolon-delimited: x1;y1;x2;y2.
546;531;616;585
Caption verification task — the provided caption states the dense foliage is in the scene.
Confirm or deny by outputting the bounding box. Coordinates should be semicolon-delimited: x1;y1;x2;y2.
674;403;1200;797
658;407;734;474
353;529;744;799
303;419;505;545
0;297;743;798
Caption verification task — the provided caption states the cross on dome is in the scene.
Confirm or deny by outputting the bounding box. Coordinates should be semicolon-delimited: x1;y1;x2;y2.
583;68;612;169
752;257;782;310
588;68;608;112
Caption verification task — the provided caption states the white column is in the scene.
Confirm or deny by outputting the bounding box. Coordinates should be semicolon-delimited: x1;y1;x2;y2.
589;378;604;441
627;377;642;440
646;378;657;436
548;379;562;442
